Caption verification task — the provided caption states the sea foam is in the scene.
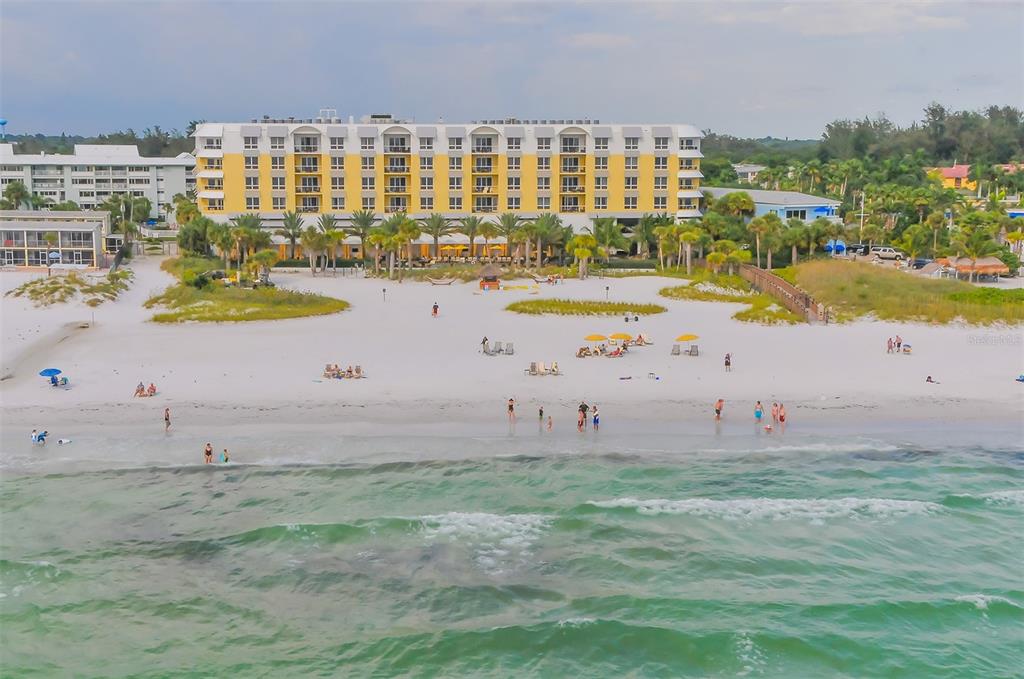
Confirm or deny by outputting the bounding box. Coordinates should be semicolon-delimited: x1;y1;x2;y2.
588;497;941;522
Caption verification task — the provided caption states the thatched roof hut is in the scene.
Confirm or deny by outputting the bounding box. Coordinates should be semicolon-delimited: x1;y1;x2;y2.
942;256;1009;276
478;263;503;280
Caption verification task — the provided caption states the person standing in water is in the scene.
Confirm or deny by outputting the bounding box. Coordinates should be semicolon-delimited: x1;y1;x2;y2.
204;443;213;464
714;399;724;420
592;405;600;431
770;402;779;425
754;401;764;423
547;415;553;431
221;448;230;463
779;403;787;430
164;408;171;432
507;397;516;422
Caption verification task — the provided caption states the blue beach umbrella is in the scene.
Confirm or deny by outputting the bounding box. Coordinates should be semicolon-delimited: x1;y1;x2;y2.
835;239;846;254
824;239;835;253
39;368;62;377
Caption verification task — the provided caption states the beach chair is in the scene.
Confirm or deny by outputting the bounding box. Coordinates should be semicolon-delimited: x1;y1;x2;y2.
354;365;366;378
537;361;549;376
688;345;699;357
426;276;455;286
493;341;504;354
550;361;560;376
524;362;538;376
504;342;514;356
671;344;681;356
482;341;495;356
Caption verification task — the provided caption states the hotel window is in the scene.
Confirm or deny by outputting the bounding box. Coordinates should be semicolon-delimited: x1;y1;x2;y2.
361;177;375;190
449;137;463;151
449;157;462;171
507;176;520;190
507;156;520;170
595;157;608;170
449;196;462;210
680;139;697;150
272;177;285;190
625;137;639;150
244;156;259;170
507;137;521;150
654;177;667;190
420;137;433;150
203;138;222;149
361;137;375;150
420;176;433;190
625;196;637;209
537;157;550;170
625;177;638;190
537;137;551;150
595;137;609;150
537;177;550;190
420;156;433;170
449;176;462;190
331;157;344;170
330;137;345;150
270;137;284;150
507;196;520;210
245;176;259;189
654;156;668;170
681;160;694;169
654;196;667;210
272;197;286;210
361;156;375;170
594;176;607;190
625;157;638;170
332;176;344;190
595;196;608;210
332;197;345;210
244;136;258;150
271;157;285;170
363;197;375;210
654;137;669;150
538;196;550;210
420;196;433;210
207;198;224;210
246;197;260;210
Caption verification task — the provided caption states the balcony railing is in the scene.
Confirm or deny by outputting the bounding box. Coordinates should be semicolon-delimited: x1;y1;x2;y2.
296;186;321;194
385;186;409;194
560;164;584;173
560;146;585;154
295;144;319;153
560;205;584;213
473;205;497;213
385;145;410;154
298;205;319;213
385;204;408;213
560;185;584;193
473;185;495;194
384;165;410;173
472;146;495;154
31;171;63;177
296;165;320;173
473;165;495;173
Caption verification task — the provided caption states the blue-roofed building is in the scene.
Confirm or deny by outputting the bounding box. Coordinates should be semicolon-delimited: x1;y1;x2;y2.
704;187;842;223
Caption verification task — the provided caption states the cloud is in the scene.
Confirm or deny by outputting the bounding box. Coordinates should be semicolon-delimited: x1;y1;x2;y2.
703;1;966;36
565;31;636;49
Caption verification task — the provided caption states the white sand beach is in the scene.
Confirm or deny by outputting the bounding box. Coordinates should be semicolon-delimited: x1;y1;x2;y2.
2;257;1022;467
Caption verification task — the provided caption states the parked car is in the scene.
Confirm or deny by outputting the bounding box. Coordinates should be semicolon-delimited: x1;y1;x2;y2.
846;244;871;256
870;246;905;260
910;258;933;270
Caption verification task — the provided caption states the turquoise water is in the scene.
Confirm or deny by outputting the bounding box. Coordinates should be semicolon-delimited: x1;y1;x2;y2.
1;436;1022;677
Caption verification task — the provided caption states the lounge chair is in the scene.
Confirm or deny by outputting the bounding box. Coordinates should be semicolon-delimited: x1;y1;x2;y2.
537;361;549;376
426;276;455;285
494;341;504;354
688;345;699;357
524;361;538;376
483;342;495;356
504;342;514;356
671;344;681;356
550;361;560;376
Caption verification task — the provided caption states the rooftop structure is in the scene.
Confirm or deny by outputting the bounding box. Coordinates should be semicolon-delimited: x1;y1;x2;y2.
703;186;841;222
732;163;766;182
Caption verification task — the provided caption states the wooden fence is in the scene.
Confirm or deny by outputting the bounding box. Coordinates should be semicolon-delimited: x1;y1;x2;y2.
739;264;827;323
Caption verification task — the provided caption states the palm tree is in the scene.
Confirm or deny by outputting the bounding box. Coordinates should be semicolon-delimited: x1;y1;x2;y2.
952;225;1000;282
519;219;537;266
631;213;659;258
396;214;422;281
379;212;408;279
317;213;340;275
805;218;831;257
533;213;562;268
366;229;388;275
714;192;755;220
782;220;806;265
652;223;675;269
479;220;500;261
567;233;602;279
419;213;455;259
706;251;726;275
3;181;31;210
248;248;280;282
276;211;304;259
748;213;783;269
495;213;523;263
229;213;263;266
458;216;484;261
207;221;233;270
347;209;378;263
896;224;930;265
592;218;628;263
679;228;701;275
300;226;327;275
725;247;752;275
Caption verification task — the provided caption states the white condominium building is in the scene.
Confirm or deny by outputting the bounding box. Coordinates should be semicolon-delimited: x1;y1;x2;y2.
0;144;196;218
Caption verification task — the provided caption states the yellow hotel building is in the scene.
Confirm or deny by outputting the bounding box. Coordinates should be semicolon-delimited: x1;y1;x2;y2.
193;113;703;251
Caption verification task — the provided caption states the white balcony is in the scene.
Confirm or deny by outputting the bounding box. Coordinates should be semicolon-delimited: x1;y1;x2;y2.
195;169;224;179
677;148;703;159
677;169;704;179
196;148;224;159
676;207;703;219
198;189;225;199
677;189;703;199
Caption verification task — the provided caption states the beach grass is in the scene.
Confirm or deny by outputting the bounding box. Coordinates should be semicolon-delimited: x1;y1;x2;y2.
794;260;1024;324
505;299;667;316
659;275;802;325
148;256;349;323
5;270;133;307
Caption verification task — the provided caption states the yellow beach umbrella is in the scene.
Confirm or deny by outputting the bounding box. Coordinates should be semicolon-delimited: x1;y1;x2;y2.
609;332;633;340
585;334;607;342
676;334;699;342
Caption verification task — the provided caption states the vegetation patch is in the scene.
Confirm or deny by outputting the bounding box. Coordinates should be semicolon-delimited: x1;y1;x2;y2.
659;274;801;325
795;260;1024;325
148;256;349;323
5;270;133;307
505;299;667;316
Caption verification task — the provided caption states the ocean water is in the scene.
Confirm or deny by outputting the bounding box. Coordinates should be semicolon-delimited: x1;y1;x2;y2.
1;435;1022;677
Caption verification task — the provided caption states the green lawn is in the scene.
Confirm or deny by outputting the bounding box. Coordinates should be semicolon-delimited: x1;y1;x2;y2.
794;260;1024;324
505;299;667;316
147;257;349;323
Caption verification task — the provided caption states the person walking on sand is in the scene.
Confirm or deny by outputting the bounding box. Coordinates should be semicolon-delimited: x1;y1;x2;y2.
592;405;600;431
204;443;213;464
896;335;903;352
754;401;764;423
507;397;516;422
771;402;779;425
481;336;489;353
432;302;439;317
714;399;724;420
724;353;732;372
164;408;171;432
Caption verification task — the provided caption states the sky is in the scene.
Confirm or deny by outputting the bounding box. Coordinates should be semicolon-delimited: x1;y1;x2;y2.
1;0;1020;139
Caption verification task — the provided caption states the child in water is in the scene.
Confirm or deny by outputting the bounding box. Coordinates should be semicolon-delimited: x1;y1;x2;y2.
220;448;230;463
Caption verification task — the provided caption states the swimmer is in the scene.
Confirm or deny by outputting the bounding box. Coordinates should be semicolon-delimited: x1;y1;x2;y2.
57;438;72;445
547;415;552;431
754;401;764;423
714;399;724;420
221;448;230;463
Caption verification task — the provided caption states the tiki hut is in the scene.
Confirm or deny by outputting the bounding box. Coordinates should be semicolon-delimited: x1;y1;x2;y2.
479;263;502;290
941;256;1010;279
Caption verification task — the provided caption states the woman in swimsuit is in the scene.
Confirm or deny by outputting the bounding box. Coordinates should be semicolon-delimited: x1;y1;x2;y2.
754;401;764;423
507;398;516;421
779;404;787;427
204;443;213;464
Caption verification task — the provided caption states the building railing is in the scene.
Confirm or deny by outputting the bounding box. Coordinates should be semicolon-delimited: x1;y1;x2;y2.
385;146;410;153
296;165;320;173
560;146;585;154
472;146;495;154
385;186;409;194
295;145;319;153
560;185;584;193
296;186;321;194
384;165;410;173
